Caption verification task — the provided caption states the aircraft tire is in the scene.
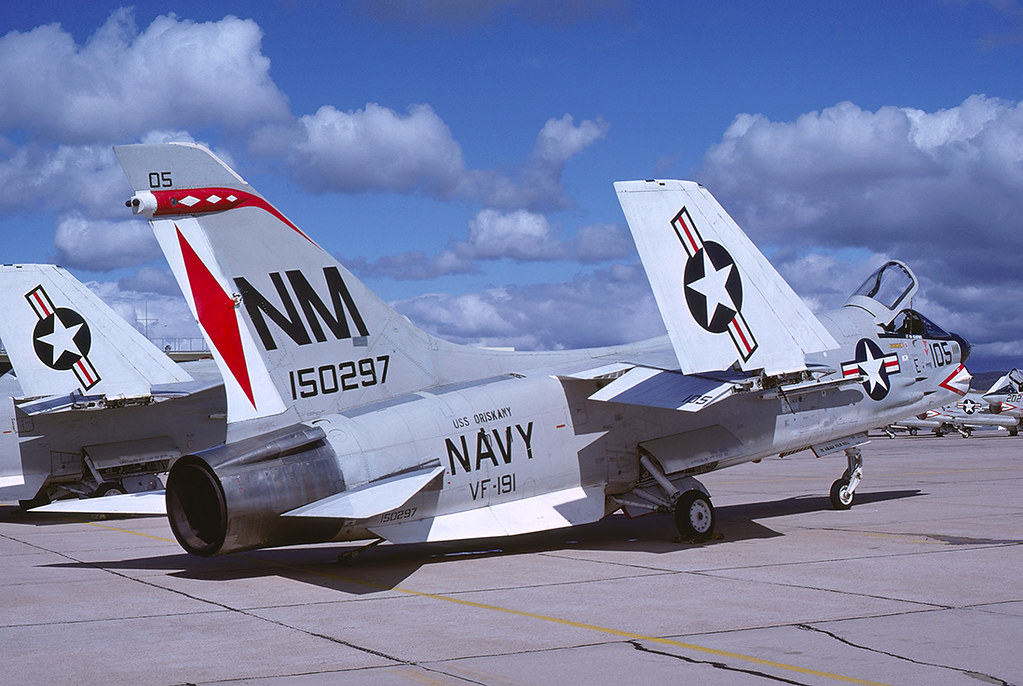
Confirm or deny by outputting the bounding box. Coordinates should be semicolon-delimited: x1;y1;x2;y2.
674;490;715;541
830;478;855;510
94;482;126;498
909;428;918;436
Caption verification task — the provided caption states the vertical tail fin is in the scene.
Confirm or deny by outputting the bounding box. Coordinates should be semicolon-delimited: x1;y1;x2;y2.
0;264;192;398
615;180;837;376
114;143;445;428
982;368;1023;402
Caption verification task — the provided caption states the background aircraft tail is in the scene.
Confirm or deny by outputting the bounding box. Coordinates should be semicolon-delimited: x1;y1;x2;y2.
615;180;837;376
0;264;192;398
115;143;450;430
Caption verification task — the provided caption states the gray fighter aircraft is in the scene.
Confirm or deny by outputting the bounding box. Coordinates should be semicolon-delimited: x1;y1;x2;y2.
0;264;225;506
885;372;1022;438
37;143;972;558
983;369;1023;430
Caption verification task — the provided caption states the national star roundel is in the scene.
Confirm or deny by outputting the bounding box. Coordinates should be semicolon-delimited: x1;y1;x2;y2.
841;338;901;401
683;241;743;333
33;307;92;370
670;206;758;362
24;283;102;391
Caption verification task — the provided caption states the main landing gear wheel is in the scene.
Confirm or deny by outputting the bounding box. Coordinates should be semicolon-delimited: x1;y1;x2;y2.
830;445;863;511
94;482;126;497
830;478;855;510
674;490;715;542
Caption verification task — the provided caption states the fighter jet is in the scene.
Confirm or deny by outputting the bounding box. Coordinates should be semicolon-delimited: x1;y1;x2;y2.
982;369;1023;433
37;143;971;558
885;373;1022;437
0;264;225;506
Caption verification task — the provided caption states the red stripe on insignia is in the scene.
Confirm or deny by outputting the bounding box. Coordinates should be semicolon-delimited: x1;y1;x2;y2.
75;359;94;385
731;318;753;354
32;292;50;316
672;209;702;255
176;227;256;409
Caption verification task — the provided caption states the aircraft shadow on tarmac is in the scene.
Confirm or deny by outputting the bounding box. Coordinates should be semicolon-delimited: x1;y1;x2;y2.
32;489;922;595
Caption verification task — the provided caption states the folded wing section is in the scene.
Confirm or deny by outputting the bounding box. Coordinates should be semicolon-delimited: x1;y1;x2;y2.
589;367;743;411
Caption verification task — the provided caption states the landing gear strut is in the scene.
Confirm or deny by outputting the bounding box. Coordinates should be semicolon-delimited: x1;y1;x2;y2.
639;453;716;542
829;446;862;510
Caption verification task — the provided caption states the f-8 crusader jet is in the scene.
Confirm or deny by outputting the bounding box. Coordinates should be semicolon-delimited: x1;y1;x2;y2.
38;142;971;557
884;368;1022;438
982;369;1023;433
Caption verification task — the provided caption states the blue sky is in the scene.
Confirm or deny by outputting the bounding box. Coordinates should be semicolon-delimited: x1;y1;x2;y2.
2;1;1023;370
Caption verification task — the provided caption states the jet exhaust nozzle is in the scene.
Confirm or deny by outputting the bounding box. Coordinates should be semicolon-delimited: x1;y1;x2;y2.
165;424;346;556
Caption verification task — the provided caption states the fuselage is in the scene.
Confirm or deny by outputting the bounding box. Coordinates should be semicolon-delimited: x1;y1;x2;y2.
280;298;968;546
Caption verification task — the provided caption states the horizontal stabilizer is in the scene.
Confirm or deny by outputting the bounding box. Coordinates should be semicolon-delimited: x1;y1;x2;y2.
31;491;167;515
589;367;741;411
615;180;837;376
369;485;606;544
284;462;445;519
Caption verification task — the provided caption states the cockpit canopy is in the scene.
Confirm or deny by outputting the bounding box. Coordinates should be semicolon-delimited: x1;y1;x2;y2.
848;260;972;363
882;309;951;339
844;260;918;325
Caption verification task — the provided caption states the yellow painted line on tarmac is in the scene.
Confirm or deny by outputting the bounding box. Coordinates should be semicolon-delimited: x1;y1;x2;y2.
360;580;894;686
86;522;895;685
86;520;179;543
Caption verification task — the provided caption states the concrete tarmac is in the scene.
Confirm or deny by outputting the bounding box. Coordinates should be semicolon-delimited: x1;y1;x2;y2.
2;432;1021;685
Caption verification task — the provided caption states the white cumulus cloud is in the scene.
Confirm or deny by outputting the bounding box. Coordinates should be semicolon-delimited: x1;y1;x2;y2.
698;94;1023;368
0;9;290;143
393;262;663;350
253;109;608;211
457;209;566;261
254;103;467;195
700;96;1023;279
53;214;161;270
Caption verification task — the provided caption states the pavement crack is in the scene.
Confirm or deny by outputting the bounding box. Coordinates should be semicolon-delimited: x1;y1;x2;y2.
628;639;810;685
797;624;1014;686
30;540;412;667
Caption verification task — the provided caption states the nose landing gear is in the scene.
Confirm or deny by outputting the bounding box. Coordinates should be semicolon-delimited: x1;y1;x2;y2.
829;446;863;510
